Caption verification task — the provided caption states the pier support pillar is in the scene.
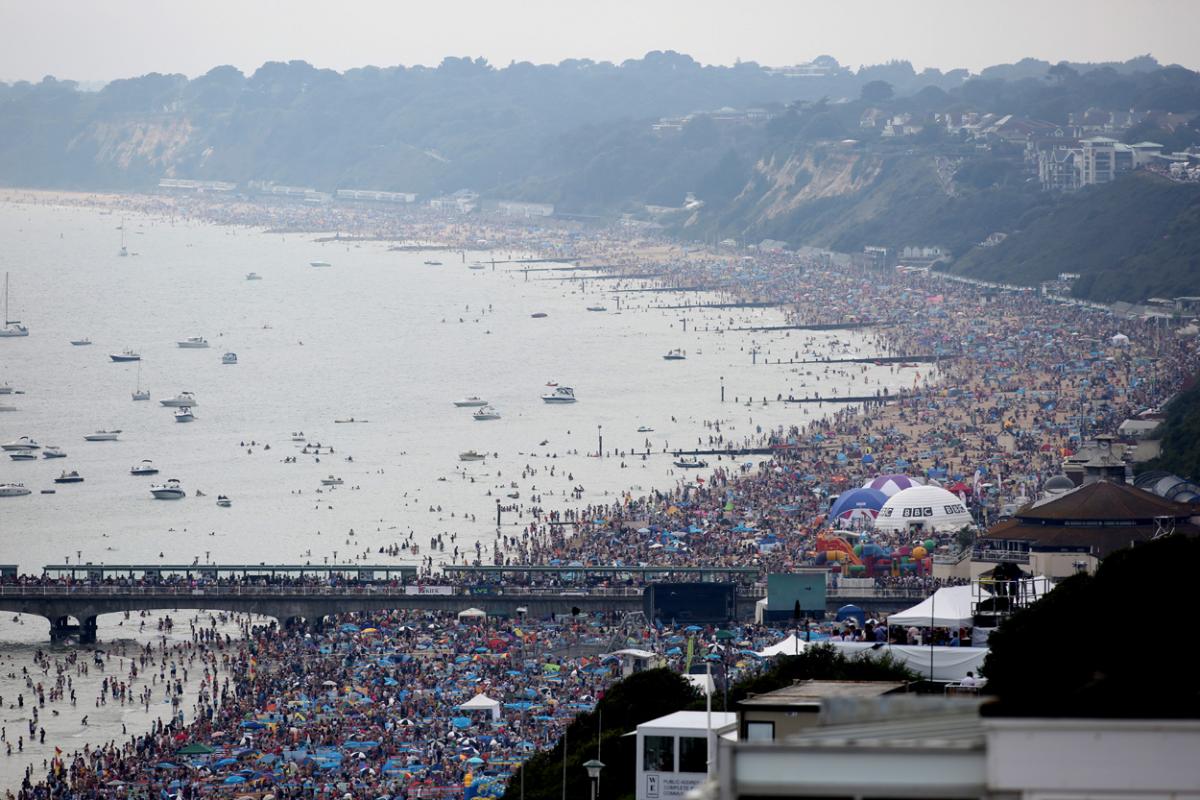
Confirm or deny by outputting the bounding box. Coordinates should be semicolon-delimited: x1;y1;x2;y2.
79;616;98;644
49;615;79;643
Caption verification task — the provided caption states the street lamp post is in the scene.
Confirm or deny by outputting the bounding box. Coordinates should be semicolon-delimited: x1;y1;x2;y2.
583;759;605;800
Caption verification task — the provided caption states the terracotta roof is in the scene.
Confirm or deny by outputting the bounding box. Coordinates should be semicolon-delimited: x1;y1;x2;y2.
1016;480;1193;522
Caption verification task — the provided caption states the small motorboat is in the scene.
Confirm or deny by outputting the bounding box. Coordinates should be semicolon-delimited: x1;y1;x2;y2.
222;352;238;365
177;336;210;349
84;430;121;441
174;407;194;423
216;495;232;507
0;483;32;497
586;306;607;312
8;451;36;461
673;457;708;469
40;489;55;494
473;405;501;421
453;396;489;407
291;432;306;442
130;460;159;476
150;478;185;499
132;388;150;401
70;338;92;346
663;349;687;361
423;260;443;266
321;476;344;486
2;436;41;451
468;263;486;270
109;349;141;362
42;447;67;458
246;272;262;280
0;384;14;394
54;471;84;484
334;417;367;423
530;312;548;319
459;450;487;461
160;392;197;407
637;426;654;433
541;386;577;404
310;260;331;268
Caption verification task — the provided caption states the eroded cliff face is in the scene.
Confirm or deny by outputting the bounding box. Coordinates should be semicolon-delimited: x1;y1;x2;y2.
67;115;195;173
749;146;884;219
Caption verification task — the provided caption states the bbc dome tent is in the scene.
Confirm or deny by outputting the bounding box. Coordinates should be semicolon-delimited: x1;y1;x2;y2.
874;485;974;533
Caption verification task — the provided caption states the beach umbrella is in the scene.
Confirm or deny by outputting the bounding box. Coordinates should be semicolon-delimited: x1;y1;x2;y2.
224;775;246;785
177;743;215;755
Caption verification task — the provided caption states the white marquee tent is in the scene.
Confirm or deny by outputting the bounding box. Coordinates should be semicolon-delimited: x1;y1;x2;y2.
873;484;975;533
887;585;988;629
458;693;501;720
457;607;487;620
756;634;810;658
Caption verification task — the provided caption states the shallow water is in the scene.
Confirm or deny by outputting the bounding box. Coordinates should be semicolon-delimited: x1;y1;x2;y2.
0;201;912;573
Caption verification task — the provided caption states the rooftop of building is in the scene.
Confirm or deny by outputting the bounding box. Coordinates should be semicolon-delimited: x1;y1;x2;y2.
739;680;908;709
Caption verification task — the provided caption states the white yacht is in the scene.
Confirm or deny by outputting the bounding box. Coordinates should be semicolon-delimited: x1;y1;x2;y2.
130;460;159;476
8;452;36;461
541;386;577;404
70;338;92;346
0;483;31;497
1;273;29;338
83;430;121;441
110;349;141;362
2;436;40;451
459;450;487;461
222;352;238;365
663;349;687;361
160;392;197;407
310;260;331;268
177;336;210;349
54;471;84;484
174;407;194;423
150;479;185;500
246;272;262;281
216;495;232;507
673;456;708;469
473;405;501;421
453;396;489;407
42;447;66;458
321;476;344;486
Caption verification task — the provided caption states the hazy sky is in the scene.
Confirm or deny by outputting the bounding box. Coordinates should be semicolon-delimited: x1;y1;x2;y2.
1;0;1195;83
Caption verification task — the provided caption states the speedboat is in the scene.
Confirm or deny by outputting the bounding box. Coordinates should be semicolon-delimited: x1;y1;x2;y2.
160;392;197;407
423;260;443;266
459;450;487;461
2;436;41;451
0;483;31;497
174;407;194;423
8;452;36;461
637;426;655;433
473;406;501;421
54;471;84;484
83;430;121;441
586;306;607;312
177;336;210;349
673;456;708;469
70;338;92;346
663;349;687;360
150;479;185;499
530;312;548;319
541;386;577;404
321;476;344;486
454;396;489;407
310;260;331;268
291;432;306;442
110;349;141;362
222;352;237;365
216;495;232;507
130;460;159;476
246;272;262;280
42;447;66;458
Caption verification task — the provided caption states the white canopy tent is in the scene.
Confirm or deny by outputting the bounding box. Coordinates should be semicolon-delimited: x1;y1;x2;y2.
886;585;989;629
458;693;501;721
756;634;810;658
684;673;715;696
457;607;487;620
873;485;975;533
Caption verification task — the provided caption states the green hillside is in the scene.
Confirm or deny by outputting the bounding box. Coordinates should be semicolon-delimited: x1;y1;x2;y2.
949;173;1200;302
1140;379;1200;480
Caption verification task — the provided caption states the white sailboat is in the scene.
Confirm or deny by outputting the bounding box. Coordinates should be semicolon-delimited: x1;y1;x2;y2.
132;362;149;401
1;273;29;338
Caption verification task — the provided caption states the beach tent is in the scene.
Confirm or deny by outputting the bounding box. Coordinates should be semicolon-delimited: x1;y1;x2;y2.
827;488;888;527
756;634;808;657
887;585;989;629
874;485;974;533
458;694;502;721
457;608;487;620
862;474;923;497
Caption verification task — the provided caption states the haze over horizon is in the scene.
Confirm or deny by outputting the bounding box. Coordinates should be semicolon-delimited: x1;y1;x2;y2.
1;0;1196;84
